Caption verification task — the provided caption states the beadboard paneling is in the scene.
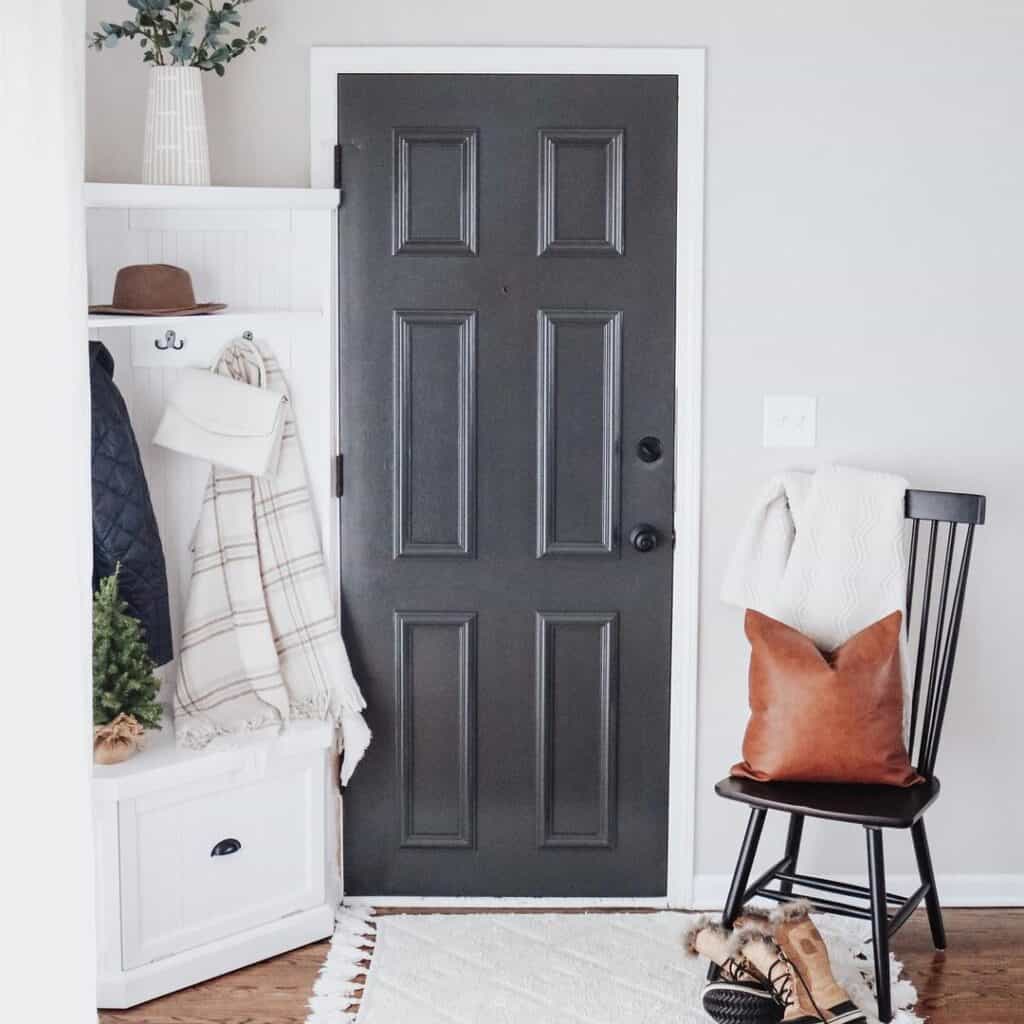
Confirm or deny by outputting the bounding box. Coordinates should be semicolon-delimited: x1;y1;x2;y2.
86;204;336;701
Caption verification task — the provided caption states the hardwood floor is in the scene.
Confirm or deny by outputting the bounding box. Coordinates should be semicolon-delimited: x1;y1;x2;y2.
99;940;331;1024
898;909;1024;1023
99;908;1024;1024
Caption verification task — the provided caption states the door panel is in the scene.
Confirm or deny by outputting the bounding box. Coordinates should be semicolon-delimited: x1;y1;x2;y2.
537;309;621;557
393;309;476;557
395;611;476;848
339;74;677;896
536;611;618;848
393;128;478;255
538;128;624;255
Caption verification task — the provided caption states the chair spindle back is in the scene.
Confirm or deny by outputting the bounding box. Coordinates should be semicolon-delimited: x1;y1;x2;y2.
903;490;985;778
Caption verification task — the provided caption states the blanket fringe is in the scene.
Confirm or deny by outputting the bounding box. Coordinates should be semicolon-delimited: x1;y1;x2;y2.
290;695;332;722
174;710;284;750
306;906;377;1023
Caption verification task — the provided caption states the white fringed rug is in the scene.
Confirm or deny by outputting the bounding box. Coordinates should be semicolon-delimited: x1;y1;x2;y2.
307;909;922;1024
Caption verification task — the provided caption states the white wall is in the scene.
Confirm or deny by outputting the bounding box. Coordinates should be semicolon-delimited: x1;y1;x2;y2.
4;3;97;1020
86;1;1024;899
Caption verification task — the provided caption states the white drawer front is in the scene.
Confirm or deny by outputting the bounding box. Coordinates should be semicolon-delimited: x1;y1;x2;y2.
119;751;325;969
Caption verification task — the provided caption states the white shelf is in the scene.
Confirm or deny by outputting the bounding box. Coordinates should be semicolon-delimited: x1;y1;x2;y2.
88;308;324;330
92;718;334;801
84;182;340;211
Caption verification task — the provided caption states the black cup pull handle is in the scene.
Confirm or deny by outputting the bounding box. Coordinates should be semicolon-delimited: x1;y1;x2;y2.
211;837;242;857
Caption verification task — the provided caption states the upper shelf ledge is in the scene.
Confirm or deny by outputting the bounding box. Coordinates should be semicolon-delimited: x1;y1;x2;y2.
88;308;324;330
84;182;341;211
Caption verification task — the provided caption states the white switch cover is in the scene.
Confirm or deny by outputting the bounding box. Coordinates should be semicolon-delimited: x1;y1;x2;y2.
763;395;817;447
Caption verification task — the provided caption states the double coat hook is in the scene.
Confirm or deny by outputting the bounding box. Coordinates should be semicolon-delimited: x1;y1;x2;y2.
154;329;185;351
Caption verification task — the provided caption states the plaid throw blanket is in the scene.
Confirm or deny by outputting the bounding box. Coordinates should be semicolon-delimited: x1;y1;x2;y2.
174;339;370;784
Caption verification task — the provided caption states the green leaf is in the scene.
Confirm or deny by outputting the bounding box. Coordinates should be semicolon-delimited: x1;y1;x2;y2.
92;0;264;68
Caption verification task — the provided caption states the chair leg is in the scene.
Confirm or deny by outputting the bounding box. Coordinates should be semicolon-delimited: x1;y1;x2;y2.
866;827;893;1023
911;818;947;950
708;808;767;981
779;813;805;896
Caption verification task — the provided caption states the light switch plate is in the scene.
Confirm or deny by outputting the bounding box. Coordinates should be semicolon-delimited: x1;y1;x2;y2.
763;395;817;447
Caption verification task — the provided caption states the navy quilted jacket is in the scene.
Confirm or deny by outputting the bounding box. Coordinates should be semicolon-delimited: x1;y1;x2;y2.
91;343;173;666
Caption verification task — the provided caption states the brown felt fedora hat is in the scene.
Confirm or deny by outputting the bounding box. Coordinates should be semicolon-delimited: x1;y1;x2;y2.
89;264;226;316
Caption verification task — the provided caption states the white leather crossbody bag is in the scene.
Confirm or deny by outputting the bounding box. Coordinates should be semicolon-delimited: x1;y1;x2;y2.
153;358;288;479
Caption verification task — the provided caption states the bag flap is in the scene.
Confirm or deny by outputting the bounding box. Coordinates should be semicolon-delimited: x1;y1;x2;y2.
167;368;286;438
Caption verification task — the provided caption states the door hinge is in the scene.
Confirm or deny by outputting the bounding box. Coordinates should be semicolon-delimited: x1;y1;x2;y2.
335;453;344;498
333;144;345;204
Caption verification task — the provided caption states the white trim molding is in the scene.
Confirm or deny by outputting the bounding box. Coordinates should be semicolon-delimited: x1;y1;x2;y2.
692;874;1024;911
85;181;340;210
311;46;706;909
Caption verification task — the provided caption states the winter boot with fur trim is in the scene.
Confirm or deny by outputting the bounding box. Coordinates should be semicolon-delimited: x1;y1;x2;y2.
737;903;867;1024
739;933;826;1024
684;918;783;1024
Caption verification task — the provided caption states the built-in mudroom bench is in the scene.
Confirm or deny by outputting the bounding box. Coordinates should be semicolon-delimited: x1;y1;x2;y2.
85;182;342;1008
93;721;336;1007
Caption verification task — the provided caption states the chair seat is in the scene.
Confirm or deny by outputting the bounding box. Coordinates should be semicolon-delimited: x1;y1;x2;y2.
714;775;941;829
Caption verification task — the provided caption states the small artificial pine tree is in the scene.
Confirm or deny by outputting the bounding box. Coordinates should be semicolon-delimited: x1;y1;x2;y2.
93;566;163;730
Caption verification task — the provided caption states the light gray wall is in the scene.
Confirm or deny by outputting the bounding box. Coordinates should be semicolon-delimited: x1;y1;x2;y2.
86;1;1024;893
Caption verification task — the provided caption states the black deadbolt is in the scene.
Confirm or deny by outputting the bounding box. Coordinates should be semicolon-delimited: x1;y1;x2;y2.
210;837;242;857
630;524;659;553
637;436;663;463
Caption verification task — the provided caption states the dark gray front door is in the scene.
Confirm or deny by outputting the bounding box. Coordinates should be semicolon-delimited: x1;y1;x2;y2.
338;74;677;896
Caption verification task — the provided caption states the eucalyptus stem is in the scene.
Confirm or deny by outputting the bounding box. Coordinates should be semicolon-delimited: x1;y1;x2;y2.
88;0;268;75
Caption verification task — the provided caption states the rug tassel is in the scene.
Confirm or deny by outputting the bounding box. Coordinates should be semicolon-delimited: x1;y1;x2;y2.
306;906;377;1023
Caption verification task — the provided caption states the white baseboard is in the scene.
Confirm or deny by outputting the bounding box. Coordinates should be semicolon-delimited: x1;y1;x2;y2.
691;873;1024;910
97;903;336;1009
344;896;669;909
342;875;1024;912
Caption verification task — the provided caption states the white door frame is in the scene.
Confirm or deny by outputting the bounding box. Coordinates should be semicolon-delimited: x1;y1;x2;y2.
311;46;705;909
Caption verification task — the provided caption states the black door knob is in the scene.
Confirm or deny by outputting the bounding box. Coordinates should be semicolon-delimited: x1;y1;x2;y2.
630;524;659;553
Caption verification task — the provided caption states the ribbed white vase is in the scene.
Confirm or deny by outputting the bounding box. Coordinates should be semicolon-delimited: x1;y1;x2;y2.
142;67;210;186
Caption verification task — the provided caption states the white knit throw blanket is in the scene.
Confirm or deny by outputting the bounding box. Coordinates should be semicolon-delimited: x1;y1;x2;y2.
721;465;911;721
174;340;370;784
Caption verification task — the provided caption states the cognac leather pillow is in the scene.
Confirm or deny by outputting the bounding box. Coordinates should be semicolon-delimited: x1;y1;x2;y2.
732;610;923;787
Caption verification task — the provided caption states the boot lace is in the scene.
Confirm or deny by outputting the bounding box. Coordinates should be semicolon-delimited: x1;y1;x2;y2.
722;955;759;984
767;948;828;1022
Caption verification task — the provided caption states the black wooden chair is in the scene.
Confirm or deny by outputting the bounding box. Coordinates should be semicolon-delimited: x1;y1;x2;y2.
710;489;985;1023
